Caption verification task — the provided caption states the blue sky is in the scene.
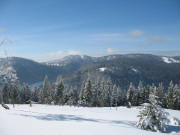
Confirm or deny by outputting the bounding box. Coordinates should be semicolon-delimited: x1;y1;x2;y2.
0;0;180;61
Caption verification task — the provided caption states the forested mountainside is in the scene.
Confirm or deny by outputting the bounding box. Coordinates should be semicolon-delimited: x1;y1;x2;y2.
1;54;180;89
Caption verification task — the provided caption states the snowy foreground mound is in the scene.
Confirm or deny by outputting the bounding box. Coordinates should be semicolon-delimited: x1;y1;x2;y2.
0;105;180;135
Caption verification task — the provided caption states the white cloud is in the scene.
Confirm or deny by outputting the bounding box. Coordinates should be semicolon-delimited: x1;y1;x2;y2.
89;33;124;41
150;36;165;42
47;50;64;58
67;50;81;55
129;29;144;37
26;50;81;62
107;48;119;54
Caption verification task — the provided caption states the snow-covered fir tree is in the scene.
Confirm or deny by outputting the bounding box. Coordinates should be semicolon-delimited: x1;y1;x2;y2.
91;79;99;107
78;80;86;106
10;80;19;107
173;84;180;110
0;88;2;104
126;82;135;107
134;89;141;106
144;85;151;103
31;86;41;103
2;82;10;104
104;80;113;107
156;83;164;107
20;83;31;103
167;81;174;109
83;80;93;107
117;86;124;106
137;89;169;132
97;81;104;107
40;75;51;104
138;81;145;104
111;84;118;108
67;87;76;106
55;76;64;105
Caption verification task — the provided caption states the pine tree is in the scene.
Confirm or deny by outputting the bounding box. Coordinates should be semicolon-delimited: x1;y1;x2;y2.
134;90;141;106
78;80;86;106
91;80;99;107
10;80;19;107
167;81;174;109
156;83;165;107
31;86;41;103
117;86;124;106
111;84;118;108
67;87;76;106
104;80;113;107
83;80;93;107
41;75;51;104
137;90;169;132
20;84;31;103
2;82;10;104
126;82;135;107
144;85;151;103
138;81;145;104
0;88;2;104
55;76;64;105
173;84;180;110
97;81;104;107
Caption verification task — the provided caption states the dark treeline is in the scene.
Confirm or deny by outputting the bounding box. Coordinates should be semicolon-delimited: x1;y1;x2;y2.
0;75;180;110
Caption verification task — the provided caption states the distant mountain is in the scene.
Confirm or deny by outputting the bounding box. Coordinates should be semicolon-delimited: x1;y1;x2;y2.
63;54;180;89
0;57;62;85
45;55;94;74
1;54;180;89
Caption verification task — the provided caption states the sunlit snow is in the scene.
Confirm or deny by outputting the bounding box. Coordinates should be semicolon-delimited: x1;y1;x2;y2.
99;67;107;72
0;105;180;135
162;57;180;64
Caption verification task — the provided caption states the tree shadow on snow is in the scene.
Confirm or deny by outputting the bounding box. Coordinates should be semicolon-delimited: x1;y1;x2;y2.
15;113;136;128
165;125;180;133
16;113;180;133
20;113;98;123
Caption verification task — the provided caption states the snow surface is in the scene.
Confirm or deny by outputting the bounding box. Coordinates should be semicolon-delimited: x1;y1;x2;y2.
99;67;107;72
46;63;60;66
131;68;139;73
0;105;180;135
162;57;180;64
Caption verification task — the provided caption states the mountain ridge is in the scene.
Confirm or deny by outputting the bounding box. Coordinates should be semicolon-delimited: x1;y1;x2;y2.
1;54;180;89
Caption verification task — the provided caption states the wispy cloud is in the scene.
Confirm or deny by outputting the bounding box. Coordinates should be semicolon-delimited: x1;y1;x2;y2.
26;50;82;62
89;33;124;41
67;50;81;55
129;29;144;37
106;48;119;54
150;36;165;42
88;30;147;43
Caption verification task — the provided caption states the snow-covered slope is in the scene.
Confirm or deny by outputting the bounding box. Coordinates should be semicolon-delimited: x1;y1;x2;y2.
2;54;180;87
162;57;180;64
99;67;107;72
0;57;62;84
0;104;180;135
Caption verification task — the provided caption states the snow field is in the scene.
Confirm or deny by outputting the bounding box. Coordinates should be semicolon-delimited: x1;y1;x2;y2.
0;104;180;135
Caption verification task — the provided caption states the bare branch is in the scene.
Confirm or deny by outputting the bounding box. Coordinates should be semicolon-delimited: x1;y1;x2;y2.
0;38;8;47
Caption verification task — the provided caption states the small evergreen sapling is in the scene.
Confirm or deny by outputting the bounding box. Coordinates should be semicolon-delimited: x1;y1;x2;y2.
136;92;169;132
